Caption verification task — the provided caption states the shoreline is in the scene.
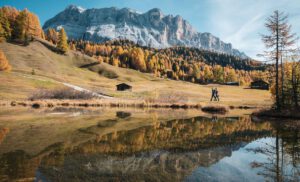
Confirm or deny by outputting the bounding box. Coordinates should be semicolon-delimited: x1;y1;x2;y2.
4;100;300;120
0;99;263;110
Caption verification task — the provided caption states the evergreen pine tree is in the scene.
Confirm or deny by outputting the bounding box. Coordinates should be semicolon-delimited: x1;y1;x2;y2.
57;28;68;53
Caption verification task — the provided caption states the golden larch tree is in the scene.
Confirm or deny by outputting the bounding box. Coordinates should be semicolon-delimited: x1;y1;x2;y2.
57;28;68;54
0;50;11;71
130;47;146;72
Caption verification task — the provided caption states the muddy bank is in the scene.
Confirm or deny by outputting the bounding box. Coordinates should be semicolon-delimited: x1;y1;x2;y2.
253;108;300;120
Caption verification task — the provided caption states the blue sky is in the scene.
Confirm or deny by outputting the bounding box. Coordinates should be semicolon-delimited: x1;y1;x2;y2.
1;0;300;60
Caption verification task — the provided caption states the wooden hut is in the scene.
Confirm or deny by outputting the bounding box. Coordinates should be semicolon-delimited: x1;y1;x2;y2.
116;83;132;91
250;80;269;90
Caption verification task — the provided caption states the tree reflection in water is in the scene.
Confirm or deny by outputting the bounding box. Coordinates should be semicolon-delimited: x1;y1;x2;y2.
247;121;300;182
0;112;299;182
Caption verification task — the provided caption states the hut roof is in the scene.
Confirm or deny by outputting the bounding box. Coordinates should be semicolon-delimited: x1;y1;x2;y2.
251;80;269;84
116;83;131;87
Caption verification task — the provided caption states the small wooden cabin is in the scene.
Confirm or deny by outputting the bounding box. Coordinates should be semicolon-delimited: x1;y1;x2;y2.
116;83;132;91
250;80;269;90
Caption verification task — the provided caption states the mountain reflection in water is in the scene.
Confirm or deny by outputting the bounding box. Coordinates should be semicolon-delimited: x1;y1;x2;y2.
0;109;299;182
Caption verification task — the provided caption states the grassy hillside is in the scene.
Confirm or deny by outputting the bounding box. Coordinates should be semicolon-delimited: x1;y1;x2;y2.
0;40;272;107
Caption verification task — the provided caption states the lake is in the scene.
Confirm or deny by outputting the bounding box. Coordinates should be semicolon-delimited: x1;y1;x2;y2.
0;107;299;182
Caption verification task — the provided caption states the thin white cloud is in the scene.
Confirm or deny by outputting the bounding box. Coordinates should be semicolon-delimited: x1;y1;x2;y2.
225;13;264;49
202;0;300;60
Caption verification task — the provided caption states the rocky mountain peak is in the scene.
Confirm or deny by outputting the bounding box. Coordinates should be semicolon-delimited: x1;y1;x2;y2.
147;8;164;18
65;5;85;13
43;5;248;58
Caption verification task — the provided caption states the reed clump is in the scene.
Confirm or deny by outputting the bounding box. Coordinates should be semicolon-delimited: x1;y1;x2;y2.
201;105;228;114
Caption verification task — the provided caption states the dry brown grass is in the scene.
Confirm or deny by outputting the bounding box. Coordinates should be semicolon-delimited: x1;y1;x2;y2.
29;88;96;100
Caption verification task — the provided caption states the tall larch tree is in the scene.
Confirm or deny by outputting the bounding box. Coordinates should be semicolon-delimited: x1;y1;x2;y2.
0;50;11;71
57;28;68;54
46;28;58;44
213;65;224;83
0;24;4;40
23;9;44;38
261;10;296;110
130;47;146;72
226;69;238;82
291;59;300;108
204;65;213;83
0;10;11;39
11;10;26;42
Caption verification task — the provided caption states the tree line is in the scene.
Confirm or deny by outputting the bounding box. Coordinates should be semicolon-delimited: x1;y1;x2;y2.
0;6;68;53
60;38;268;85
0;6;44;43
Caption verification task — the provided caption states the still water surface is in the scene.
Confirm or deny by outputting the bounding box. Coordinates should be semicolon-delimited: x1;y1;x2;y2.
0;108;299;182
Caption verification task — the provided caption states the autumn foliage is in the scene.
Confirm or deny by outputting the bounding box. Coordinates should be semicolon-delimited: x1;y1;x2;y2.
0;6;44;42
45;28;59;44
69;39;268;85
0;127;9;144
0;50;11;71
57;28;68;53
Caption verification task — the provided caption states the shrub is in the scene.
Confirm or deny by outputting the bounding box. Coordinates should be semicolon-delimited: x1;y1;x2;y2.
202;106;228;114
99;69;118;79
29;88;96;100
32;103;40;109
145;92;187;104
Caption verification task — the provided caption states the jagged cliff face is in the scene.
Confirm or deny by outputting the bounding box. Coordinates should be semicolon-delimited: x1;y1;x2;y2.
43;5;248;58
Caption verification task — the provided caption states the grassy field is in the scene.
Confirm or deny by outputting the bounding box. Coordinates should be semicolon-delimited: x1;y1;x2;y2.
0;41;272;107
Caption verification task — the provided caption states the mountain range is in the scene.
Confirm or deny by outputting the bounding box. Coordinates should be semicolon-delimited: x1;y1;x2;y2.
43;5;248;58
